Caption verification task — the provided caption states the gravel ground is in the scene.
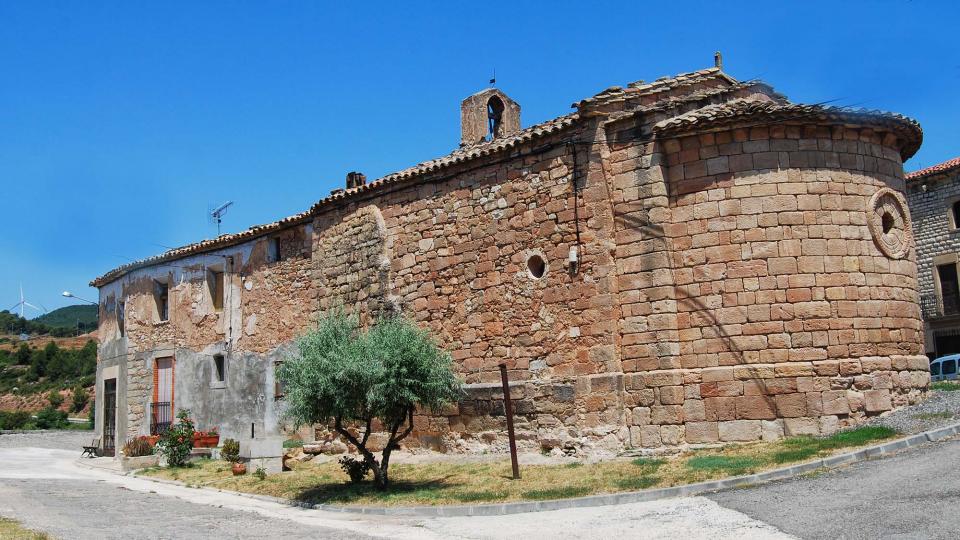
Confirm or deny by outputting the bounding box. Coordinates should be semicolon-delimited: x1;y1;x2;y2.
0;430;92;451
866;389;960;434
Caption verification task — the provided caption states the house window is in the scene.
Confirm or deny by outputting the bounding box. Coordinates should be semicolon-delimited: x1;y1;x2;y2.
117;300;125;337
155;281;169;322
952;201;960;230
274;361;285;399
213;354;225;384
938;263;960;316
209;270;225;311
267;237;281;263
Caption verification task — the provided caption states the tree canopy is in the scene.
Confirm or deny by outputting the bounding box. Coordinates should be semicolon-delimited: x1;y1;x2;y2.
278;311;463;488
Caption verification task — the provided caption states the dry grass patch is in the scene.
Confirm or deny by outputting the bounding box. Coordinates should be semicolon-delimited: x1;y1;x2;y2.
138;426;896;506
0;517;53;539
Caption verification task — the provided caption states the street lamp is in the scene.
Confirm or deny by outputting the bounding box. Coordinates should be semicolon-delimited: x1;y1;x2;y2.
62;291;97;305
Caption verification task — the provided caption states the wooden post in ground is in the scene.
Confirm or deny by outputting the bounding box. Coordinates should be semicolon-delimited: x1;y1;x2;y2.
499;363;520;480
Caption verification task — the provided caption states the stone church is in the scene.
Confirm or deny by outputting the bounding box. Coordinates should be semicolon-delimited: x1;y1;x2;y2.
91;60;929;458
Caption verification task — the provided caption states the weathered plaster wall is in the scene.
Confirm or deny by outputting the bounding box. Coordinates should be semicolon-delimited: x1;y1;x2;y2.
96;224;314;445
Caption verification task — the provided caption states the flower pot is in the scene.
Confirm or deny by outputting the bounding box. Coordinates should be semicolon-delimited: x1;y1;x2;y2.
193;434;220;448
231;462;247;476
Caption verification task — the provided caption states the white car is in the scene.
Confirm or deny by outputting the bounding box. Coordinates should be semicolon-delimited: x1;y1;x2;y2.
930;354;960;382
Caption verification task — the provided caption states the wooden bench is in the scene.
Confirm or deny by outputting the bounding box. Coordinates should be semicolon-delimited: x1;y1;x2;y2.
81;438;100;458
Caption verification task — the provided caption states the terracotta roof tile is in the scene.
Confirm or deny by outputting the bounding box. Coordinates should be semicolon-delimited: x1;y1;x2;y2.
905;156;960;181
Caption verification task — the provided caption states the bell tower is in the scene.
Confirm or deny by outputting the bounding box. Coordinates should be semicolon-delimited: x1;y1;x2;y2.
460;88;521;146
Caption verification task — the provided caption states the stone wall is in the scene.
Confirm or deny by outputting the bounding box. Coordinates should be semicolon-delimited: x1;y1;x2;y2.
606;123;928;446
906;168;960;356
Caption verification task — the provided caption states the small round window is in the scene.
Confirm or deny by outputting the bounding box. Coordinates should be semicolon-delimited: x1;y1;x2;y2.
881;211;894;234
527;254;546;279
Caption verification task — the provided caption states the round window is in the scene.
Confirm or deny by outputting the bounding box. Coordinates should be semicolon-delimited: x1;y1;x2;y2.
527;254;546;279
868;188;912;260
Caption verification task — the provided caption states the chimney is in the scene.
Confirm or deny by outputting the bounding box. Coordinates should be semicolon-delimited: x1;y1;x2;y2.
346;171;367;190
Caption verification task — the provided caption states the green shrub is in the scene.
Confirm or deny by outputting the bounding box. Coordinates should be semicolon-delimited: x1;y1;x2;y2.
253;466;267;480
221;438;241;463
338;456;370;483
122;436;155;457
71;386;89;413
47;390;64;408
34;407;68;429
156;409;194;467
0;410;31;430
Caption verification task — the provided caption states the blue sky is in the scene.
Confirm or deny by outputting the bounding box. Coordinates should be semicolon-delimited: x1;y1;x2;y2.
1;1;958;315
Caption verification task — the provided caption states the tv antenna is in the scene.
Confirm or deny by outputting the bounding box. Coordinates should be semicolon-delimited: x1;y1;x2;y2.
9;283;46;319
210;201;234;237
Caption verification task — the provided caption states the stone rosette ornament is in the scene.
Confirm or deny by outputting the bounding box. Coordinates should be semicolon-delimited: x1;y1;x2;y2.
868;187;913;260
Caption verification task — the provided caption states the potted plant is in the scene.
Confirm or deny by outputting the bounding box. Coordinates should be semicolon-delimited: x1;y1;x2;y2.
221;438;245;475
193;427;220;448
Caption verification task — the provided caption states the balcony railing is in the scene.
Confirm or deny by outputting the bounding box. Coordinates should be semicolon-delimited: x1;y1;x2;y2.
921;294;960;320
150;402;172;435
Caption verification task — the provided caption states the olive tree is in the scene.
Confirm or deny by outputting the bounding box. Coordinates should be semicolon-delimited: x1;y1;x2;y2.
278;311;463;489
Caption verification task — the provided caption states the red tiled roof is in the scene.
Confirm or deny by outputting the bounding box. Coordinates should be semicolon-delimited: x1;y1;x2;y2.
905;156;960;181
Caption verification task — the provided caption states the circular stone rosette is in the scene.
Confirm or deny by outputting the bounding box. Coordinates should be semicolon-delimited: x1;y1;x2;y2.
867;187;913;260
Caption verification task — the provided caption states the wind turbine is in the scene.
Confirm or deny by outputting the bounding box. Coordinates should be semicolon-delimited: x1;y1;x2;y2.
9;284;45;318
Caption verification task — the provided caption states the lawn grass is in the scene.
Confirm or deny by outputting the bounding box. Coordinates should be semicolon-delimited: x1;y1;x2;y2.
139;425;898;507
0;517;52;539
931;381;960;391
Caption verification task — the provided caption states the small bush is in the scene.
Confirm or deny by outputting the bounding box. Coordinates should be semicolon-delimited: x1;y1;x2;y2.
0;410;31;430
71;386;89;413
221;438;241;463
34;407;68;429
254;466;267;480
156;409;194;467
123;436;155;457
339;456;370;483
47;390;64;408
282;439;304;449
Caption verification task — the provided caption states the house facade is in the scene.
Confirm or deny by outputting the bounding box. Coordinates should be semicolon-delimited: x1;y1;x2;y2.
905;157;960;359
92;63;930;458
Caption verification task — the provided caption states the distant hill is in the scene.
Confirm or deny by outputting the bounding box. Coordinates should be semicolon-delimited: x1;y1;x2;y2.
34;305;98;330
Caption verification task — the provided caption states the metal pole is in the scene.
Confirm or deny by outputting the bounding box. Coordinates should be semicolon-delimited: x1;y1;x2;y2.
499;363;520;480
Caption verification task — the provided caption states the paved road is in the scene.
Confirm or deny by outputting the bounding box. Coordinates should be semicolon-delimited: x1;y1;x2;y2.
709;436;960;540
0;429;955;539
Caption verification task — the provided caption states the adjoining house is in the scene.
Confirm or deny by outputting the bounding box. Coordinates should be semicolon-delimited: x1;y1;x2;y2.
905;157;960;360
91;61;930;458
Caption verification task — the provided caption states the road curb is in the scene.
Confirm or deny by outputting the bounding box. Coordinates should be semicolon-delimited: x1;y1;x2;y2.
81;421;960;517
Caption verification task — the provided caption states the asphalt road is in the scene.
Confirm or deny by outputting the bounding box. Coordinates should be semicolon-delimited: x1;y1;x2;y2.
710;436;960;540
1;429;956;539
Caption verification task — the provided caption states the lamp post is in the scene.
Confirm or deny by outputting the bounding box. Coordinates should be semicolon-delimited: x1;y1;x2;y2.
62;291;97;305
62;291;97;336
